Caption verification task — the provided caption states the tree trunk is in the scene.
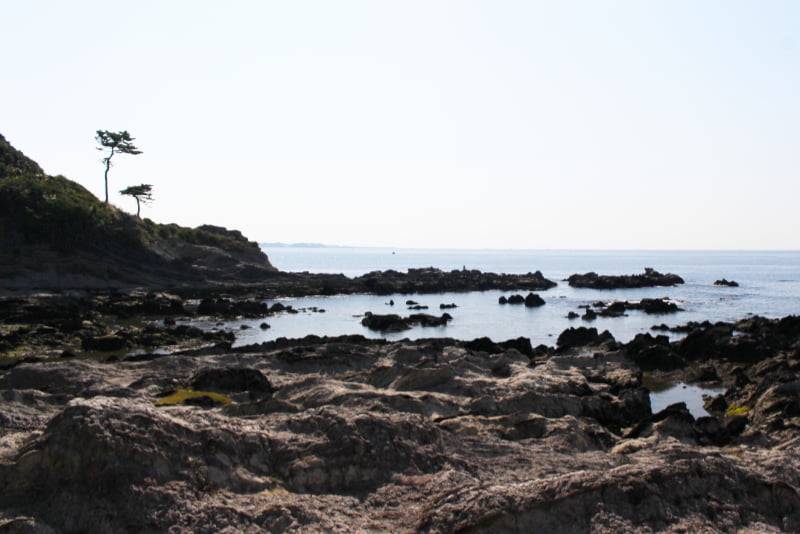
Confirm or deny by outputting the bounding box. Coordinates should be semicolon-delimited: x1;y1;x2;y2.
103;150;115;203
135;197;141;218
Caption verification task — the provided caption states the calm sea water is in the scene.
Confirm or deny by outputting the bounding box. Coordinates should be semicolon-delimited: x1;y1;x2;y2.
205;247;800;348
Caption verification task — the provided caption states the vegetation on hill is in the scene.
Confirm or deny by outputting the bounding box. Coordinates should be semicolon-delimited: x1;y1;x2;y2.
0;133;44;179
0;133;275;288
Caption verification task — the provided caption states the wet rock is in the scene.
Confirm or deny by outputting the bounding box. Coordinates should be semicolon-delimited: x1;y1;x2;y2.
714;278;739;287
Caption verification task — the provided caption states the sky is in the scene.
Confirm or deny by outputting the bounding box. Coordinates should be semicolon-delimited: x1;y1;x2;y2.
2;1;798;249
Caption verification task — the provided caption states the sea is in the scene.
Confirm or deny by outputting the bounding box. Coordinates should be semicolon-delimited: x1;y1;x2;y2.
185;246;800;417
206;247;800;351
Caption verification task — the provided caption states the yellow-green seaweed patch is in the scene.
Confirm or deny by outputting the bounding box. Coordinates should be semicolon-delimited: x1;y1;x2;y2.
725;404;749;417
155;388;233;406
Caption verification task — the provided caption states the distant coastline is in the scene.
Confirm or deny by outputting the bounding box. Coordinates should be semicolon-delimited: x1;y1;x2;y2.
260;242;348;249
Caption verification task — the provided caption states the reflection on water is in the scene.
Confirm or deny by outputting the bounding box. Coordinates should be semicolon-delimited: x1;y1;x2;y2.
649;382;727;418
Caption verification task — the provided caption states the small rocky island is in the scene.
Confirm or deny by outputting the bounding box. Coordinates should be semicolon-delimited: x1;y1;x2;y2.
2;135;800;533
567;268;685;289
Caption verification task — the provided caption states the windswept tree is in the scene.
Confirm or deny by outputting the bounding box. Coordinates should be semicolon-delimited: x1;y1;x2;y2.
95;130;142;203
120;184;153;218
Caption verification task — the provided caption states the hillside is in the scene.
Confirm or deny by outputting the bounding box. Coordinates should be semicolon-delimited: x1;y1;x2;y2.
0;134;277;292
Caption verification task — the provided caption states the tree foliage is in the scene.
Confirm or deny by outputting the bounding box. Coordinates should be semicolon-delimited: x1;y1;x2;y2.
120;183;154;218
95;130;142;203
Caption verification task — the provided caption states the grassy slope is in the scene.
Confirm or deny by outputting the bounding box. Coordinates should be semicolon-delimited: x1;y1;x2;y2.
0;134;275;289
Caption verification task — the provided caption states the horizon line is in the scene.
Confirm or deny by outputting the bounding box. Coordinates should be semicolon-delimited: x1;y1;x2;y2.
259;242;800;253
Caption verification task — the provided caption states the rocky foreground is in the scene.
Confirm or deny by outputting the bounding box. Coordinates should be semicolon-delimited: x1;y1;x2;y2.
2;296;800;533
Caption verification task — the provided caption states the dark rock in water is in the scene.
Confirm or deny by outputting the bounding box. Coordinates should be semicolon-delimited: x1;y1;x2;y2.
626;402;696;440
639;298;681;314
440;303;457;309
714;278;739;287
694;416;731;446
557;327;600;350
582;309;597;321
408;313;452;327
464;337;502;354
361;312;453;332
198;298;269;318
259;322;270;330
725;415;749;437
406;300;419;306
567;311;579;319
705;394;728;414
507;294;525;305
269;302;287;312
598;301;627;317
500;336;534;357
188;367;273;396
685;364;719;383
567;268;684;289
361;313;410;332
498;296;508;304
407;305;429;310
624;333;685;371
464;336;534;357
357;267;556;295
524;293;545;307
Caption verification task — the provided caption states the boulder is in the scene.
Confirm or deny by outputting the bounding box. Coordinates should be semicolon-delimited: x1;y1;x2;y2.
524;293;545;307
557;327;600;350
187;367;274;396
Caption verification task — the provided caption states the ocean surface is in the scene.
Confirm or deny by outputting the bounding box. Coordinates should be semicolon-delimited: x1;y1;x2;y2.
200;247;800;351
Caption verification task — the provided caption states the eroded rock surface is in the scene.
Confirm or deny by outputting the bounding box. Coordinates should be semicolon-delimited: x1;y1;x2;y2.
1;321;800;533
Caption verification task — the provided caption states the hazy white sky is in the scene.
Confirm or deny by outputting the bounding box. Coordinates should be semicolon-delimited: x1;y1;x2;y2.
3;1;798;249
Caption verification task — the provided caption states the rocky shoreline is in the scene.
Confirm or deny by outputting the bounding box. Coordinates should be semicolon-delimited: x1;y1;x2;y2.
2;291;800;533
